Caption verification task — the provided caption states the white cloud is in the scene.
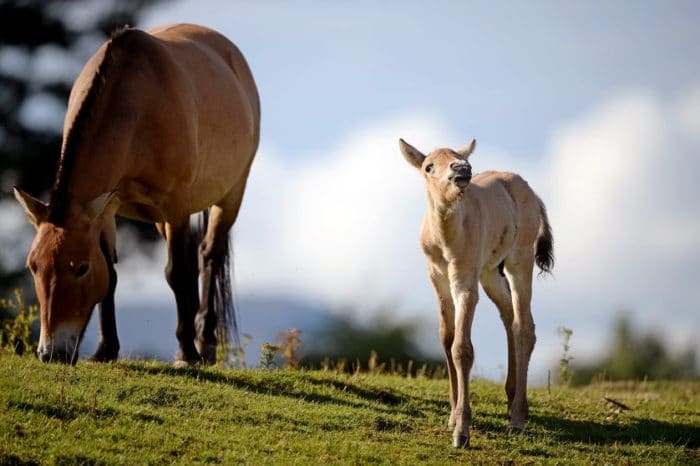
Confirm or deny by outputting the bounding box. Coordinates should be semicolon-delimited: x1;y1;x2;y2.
234;115;449;315
539;85;700;359
233;85;700;377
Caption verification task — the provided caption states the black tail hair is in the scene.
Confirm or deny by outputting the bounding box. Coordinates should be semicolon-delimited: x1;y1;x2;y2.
192;210;239;352
535;197;554;276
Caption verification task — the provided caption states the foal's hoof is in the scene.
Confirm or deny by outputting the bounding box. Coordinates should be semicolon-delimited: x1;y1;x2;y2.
452;434;470;449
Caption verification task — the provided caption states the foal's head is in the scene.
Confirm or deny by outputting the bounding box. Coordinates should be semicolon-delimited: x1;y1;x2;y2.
399;138;476;206
14;188;115;364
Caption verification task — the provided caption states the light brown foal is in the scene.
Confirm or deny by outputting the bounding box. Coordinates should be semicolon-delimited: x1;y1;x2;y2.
399;138;553;448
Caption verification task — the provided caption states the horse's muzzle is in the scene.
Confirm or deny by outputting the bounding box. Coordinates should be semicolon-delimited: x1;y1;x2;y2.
37;338;79;365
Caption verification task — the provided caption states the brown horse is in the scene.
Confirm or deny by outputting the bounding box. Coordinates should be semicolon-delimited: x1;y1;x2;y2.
13;24;260;365
399;138;553;448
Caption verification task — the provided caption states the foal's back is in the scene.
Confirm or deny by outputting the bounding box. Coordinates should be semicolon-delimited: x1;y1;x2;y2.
470;171;543;254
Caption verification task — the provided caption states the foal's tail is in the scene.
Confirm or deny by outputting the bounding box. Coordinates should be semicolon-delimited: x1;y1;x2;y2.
193;210;239;353
535;196;554;276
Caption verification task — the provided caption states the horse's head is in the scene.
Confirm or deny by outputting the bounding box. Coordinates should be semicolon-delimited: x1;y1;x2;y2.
399;138;476;206
13;188;116;364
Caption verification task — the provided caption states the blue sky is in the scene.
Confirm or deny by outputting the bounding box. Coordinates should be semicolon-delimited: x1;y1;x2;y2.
3;1;699;380
145;1;700;378
143;1;700;158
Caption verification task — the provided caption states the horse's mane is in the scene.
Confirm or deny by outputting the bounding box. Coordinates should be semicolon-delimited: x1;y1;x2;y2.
48;27;132;223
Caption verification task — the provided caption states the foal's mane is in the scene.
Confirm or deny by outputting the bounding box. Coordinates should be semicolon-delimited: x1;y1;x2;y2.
48;27;132;223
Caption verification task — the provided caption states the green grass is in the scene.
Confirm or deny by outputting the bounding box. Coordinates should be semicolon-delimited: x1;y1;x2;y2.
0;353;697;465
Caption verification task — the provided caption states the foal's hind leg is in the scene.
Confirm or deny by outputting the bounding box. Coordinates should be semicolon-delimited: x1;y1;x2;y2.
195;179;248;363
504;248;536;431
480;267;516;413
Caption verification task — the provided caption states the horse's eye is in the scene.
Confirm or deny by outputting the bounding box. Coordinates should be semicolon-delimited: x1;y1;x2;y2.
425;163;434;174
72;262;89;278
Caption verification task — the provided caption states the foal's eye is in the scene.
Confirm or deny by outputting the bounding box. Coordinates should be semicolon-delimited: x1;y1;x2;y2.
425;163;434;174
71;262;90;278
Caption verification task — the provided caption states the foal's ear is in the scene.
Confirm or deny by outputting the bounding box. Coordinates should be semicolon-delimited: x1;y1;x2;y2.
399;138;426;169
83;191;119;225
455;139;477;160
13;187;48;228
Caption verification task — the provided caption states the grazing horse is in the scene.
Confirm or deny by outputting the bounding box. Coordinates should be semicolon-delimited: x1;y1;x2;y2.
399;138;553;448
13;24;260;365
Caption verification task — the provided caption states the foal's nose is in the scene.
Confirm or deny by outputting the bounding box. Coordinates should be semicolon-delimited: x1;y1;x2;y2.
450;161;469;170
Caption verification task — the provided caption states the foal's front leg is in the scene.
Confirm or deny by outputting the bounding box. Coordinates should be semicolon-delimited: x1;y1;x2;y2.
429;264;458;428
449;267;479;448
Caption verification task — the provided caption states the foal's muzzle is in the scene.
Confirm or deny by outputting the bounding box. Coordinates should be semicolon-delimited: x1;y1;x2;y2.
448;164;472;186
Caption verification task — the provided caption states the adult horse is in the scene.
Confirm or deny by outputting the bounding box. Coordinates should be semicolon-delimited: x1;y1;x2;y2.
13;24;260;365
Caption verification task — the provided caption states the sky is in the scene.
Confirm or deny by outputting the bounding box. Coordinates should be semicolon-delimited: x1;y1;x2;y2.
3;0;700;380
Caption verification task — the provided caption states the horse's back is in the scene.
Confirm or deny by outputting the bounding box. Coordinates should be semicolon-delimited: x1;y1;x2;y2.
62;24;260;221
142;24;260;210
148;23;260;124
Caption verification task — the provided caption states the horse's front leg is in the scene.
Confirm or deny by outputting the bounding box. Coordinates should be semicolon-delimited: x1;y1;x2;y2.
89;229;120;361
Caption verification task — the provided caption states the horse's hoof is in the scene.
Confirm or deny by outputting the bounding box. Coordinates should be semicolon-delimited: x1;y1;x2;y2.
173;359;192;369
88;345;119;362
174;349;201;367
507;424;525;434
195;339;217;365
452;434;470;448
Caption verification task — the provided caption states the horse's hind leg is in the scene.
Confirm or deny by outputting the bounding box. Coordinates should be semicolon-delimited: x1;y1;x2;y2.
195;179;248;363
480;267;516;413
504;247;536;431
163;219;201;365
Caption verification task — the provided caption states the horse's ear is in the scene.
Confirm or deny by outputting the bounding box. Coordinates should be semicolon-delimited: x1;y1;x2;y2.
455;139;477;160
13;187;48;228
399;138;426;169
83;191;119;225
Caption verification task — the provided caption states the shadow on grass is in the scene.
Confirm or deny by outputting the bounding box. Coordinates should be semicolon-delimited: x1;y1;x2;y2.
117;364;412;413
529;414;700;448
7;399;116;422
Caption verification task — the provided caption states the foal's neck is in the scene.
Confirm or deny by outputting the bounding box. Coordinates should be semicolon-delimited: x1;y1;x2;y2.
427;191;471;246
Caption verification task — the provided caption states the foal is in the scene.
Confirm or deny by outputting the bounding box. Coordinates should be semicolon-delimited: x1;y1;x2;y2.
399;138;553;448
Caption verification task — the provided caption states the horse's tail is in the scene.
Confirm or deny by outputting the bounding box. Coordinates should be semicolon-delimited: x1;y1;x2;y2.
535;196;554;276
192;210;238;355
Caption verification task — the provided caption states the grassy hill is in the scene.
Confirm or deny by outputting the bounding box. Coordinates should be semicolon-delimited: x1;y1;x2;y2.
0;353;697;465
